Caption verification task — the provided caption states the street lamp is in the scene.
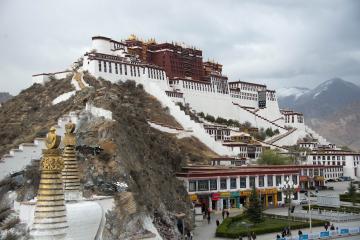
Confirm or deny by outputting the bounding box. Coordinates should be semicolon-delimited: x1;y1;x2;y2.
306;190;314;233
280;176;297;236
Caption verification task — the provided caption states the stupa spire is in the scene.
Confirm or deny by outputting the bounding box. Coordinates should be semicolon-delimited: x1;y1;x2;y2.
30;127;68;239
62;121;82;200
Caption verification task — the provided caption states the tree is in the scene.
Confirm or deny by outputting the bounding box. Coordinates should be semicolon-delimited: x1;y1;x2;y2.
215;117;227;125
254;127;266;141
205;114;215;122
273;129;280;135
257;149;292;165
341;146;353;152
243;121;252;129
246;186;263;223
198;112;205;118
265;128;274;137
348;181;357;206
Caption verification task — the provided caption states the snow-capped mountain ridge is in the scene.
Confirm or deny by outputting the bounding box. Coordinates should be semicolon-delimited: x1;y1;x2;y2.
277;78;360;149
276;87;309;99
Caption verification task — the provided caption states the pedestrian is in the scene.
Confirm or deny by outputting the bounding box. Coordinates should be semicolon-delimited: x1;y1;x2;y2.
222;209;225;219
276;234;281;239
330;224;335;230
216;219;220;227
251;231;256;240
186;230;192;240
207;213;211;224
298;230;303;236
324;223;328;231
281;231;285;238
226;210;230;218
238;235;243;240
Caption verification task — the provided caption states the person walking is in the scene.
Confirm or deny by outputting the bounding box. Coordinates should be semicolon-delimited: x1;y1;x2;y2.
330;224;335;231
222;209;225;220
216;219;220;227
226;210;230;218
207;212;211;224
251;232;256;240
298;230;303;236
324;223;328;231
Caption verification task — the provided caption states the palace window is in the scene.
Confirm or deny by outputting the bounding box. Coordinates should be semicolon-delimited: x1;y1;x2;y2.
130;66;133;76
115;63;118;74
189;181;196;192
98;60;102;72
240;177;246;188
249;176;256;188
124;64;127;75
220;178;227;190
230;178;237;189
103;61;107;72
276;176;282;186
198;180;209;191
210;179;217;190
259;176;264;187
119;64;122;74
267;175;273;187
109;62;112;73
292;175;298;185
137;67;140;77
293;192;298;200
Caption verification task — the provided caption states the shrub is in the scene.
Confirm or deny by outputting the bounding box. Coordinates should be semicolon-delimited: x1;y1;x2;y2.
204;114;215;122
257;149;292;165
216;214;326;238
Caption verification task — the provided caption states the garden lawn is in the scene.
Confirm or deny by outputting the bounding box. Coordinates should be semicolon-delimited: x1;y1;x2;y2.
216;214;326;238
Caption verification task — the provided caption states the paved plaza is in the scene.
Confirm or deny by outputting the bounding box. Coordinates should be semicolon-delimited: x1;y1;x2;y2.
193;182;359;240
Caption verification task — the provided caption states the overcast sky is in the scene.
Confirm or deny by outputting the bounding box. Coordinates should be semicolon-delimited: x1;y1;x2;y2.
0;0;359;95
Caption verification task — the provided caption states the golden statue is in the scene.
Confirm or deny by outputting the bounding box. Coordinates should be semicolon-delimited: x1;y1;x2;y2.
45;127;61;149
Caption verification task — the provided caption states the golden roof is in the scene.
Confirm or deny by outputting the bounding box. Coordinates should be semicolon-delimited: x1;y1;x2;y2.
128;34;138;41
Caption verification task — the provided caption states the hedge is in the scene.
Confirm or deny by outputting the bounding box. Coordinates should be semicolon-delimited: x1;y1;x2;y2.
302;204;360;214
216;214;326;238
339;193;360;203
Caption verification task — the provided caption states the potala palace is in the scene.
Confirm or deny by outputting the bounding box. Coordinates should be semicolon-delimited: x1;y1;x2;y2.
1;35;360;239
32;35;359;179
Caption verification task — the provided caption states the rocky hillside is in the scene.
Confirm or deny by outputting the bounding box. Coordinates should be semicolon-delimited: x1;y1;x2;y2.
278;78;360;149
0;92;12;103
0;73;216;239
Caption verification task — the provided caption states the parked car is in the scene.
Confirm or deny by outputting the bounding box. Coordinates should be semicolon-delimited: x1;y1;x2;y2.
325;179;336;183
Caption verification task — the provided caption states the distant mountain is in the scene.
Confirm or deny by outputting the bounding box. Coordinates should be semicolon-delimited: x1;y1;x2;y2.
277;78;360;149
0;92;12;103
278;78;360;119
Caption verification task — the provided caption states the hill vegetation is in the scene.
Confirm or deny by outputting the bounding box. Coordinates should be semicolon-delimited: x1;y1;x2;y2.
0;73;215;238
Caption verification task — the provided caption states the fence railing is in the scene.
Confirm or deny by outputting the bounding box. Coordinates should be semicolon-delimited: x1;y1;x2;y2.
278;227;360;240
292;209;360;222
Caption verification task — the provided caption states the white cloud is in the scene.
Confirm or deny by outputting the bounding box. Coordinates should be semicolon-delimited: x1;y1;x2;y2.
0;0;359;94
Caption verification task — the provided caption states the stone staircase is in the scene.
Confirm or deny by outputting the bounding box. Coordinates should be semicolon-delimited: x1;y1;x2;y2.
0;103;114;181
265;128;297;145
0;211;19;230
232;102;286;131
0;111;82;181
145;82;234;156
